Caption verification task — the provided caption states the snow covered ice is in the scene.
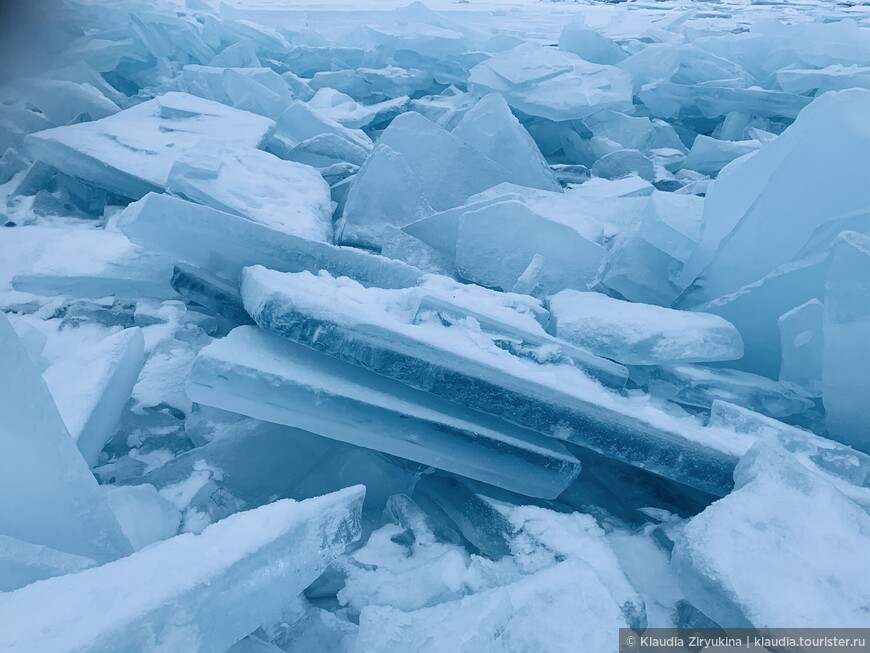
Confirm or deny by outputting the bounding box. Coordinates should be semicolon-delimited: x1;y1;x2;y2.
1;0;870;649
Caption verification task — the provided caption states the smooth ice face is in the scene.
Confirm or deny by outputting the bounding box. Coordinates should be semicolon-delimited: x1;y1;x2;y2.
0;535;96;593
549;290;743;365
0;313;131;564
672;437;870;628
24;92;275;200
188;327;581;499
823;231;870;452
681;135;761;177
468;43;633;121
0;488;364;653
558;23;627;66
179;65;293;119
679;89;870;304
167;141;333;243
451;93;560;192
43;327;145;467
778;299;824;397
117;192;421;288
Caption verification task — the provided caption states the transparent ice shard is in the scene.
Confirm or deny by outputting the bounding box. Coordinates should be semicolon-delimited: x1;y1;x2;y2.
103;484;181;551
170;263;254;326
823;231;870;452
679;89;870;304
43;327;145;467
451;93;560;192
0;488;365;653
24;92;275;200
631;364;814;419
468;43;633;121
167;141;333;242
117;193;421;288
241;267;755;496
187;326;581;500
559;23;627;65
549;290;743;365
0;312;132;563
778;299;824;397
671;436;870;628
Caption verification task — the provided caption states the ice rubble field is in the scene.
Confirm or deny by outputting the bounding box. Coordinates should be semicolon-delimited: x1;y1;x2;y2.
0;0;870;649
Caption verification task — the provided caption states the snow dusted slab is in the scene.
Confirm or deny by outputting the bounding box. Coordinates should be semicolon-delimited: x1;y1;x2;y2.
188;327;581;500
24;92;274;200
43;327;145;467
549;290;743;366
0;488;364;653
671;436;870;628
11;227;178;300
118;192;420;288
167;142;333;242
468;43;632;122
241;267;756;496
355;561;628;653
0;313;131;564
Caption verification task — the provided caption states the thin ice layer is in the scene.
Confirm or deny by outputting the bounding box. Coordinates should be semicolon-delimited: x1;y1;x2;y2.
117;192;420;288
0;488;364;653
0;313;131;564
24;92;275;200
188;327;581;500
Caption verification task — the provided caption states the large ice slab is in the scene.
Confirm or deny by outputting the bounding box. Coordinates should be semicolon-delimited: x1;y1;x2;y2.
118;192;420;288
166;142;333;242
671;436;870;628
679;89;870;304
451;93;560;192
241;267;757;496
24;92;275;200
43;328;145;467
0;488;364;653
0;312;131;563
187;327;581;500
0;535;96;593
823;231;870;452
549;290;743;365
468;43;632;121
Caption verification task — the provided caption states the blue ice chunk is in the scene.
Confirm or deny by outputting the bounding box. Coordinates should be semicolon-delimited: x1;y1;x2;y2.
559;23;627;65
468;43;633;121
0;488;364;653
0;535;96;592
682;135;761;177
24;92;275;200
0;312;132;563
187;326;581;499
778;299;824;397
170;263;254;326
117;193;421;288
240;267;756;496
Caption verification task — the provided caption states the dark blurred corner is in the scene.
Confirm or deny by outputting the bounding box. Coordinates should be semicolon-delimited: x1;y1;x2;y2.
0;0;77;83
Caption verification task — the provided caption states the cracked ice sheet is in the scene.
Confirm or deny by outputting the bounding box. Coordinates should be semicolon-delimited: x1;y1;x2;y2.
242;267;758;494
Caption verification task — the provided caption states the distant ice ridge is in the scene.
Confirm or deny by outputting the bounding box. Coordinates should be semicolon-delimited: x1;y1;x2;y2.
1;0;870;648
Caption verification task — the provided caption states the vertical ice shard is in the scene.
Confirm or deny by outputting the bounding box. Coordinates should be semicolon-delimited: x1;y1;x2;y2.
0;488;365;653
671;436;870;628
187;327;581;500
43;327;145;467
549;290;743;365
823;231;870;452
24;92;275;200
679;89;870;303
166;142;333;242
0;312;132;563
451;93;560;192
778;299;824;396
117;192;421;288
